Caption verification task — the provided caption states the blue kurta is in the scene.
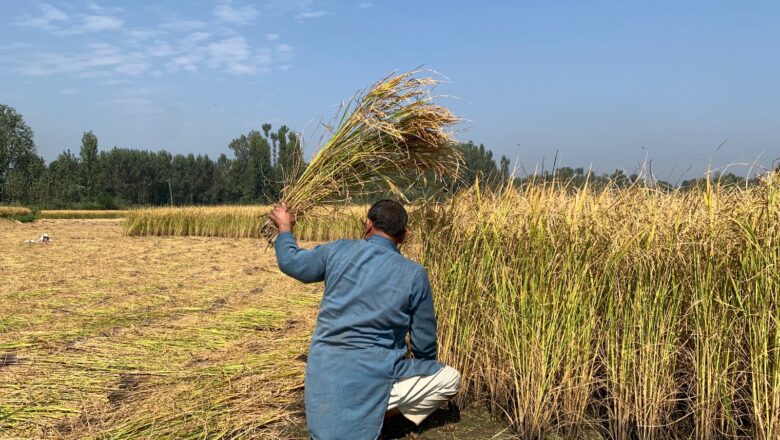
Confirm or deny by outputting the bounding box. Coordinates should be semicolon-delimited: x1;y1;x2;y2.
274;232;443;440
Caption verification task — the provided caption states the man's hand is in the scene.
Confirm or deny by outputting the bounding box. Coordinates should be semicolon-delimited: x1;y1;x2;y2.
269;202;295;234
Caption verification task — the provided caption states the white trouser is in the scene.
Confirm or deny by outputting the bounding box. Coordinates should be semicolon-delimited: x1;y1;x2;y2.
386;365;461;425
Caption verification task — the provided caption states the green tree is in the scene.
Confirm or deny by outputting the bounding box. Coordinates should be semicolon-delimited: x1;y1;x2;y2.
80;131;99;198
0;104;37;202
48;149;82;207
276;127;304;183
248;130;274;201
4;150;45;203
500;156;510;182
228;128;274;202
451;141;505;190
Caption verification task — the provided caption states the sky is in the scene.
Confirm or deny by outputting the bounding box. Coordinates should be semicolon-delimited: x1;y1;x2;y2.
2;0;779;182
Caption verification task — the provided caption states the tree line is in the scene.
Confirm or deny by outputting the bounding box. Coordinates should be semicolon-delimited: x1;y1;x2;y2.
0;103;513;209
1;103;774;209
1;104;308;208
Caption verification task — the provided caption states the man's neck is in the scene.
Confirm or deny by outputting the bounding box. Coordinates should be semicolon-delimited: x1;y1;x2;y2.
366;230;398;246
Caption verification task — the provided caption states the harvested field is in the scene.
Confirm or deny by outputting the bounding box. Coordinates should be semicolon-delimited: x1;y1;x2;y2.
0;219;508;439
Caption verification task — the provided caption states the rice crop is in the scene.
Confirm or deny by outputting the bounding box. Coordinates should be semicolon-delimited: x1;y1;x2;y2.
417;172;780;439
0;206;32;218
261;70;461;242
124;205;367;241
38;210;128;219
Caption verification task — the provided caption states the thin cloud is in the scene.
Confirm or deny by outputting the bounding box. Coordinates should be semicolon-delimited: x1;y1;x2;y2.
82;15;124;32
183;32;211;44
167;54;202;73
114;60;151;75
106;97;163;114
58;88;79;95
0;42;34;51
87;2;124;14
103;78;132;86
18;43;142;77
147;42;176;57
18;4;123;35
254;47;273;65
276;44;295;62
205;37;251;71
12;2;299;79
17;3;69;30
212;2;258;25
358;2;374;9
295;11;330;20
126;28;167;42
161;19;206;32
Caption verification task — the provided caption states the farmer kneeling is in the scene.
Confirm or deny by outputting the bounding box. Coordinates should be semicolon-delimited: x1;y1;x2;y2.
270;200;461;440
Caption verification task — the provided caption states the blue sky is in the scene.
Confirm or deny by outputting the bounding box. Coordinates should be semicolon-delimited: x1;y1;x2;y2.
2;1;778;181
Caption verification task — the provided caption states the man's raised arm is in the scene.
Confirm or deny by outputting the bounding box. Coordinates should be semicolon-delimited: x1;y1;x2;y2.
270;203;327;283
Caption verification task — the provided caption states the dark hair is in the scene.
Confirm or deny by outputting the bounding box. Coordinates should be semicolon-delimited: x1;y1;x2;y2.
367;199;408;240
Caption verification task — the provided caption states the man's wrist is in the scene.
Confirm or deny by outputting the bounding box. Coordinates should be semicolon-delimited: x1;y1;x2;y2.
277;225;293;234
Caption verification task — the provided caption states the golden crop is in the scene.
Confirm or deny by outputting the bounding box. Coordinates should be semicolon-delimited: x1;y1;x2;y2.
38;210;128;219
419;173;780;439
124;205;367;242
0;206;32;217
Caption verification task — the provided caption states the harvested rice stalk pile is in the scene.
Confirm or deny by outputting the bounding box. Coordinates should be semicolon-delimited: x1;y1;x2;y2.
261;70;461;242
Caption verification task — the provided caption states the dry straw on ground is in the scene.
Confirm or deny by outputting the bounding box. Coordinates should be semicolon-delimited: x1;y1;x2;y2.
0;219;317;439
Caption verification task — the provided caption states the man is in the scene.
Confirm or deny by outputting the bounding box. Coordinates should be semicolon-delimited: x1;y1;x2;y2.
269;200;461;440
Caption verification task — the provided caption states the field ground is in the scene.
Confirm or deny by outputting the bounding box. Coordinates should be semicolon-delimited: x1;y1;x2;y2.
1;219;510;439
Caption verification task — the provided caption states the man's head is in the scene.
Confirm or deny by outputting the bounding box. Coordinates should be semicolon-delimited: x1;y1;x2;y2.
364;199;408;244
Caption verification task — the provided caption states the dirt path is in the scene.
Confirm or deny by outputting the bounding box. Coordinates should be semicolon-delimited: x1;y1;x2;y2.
1;219;511;439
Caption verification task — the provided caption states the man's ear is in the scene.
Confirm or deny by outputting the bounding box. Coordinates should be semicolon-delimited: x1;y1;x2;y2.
364;218;373;237
397;230;407;245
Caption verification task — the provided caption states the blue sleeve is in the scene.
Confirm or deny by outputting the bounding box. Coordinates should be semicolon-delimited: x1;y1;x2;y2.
409;268;438;360
273;231;328;283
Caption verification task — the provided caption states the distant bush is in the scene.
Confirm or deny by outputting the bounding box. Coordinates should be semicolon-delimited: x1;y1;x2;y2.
12;214;37;223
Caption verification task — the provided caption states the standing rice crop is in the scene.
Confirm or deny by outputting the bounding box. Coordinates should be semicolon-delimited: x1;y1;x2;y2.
0;206;31;218
38;210;128;219
124;205;366;241
417;172;780;439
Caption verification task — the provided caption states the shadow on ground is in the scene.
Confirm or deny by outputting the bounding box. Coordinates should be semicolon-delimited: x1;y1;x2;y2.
380;404;514;439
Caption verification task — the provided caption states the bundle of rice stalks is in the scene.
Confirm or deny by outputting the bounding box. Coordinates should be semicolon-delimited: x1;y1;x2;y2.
261;70;462;242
